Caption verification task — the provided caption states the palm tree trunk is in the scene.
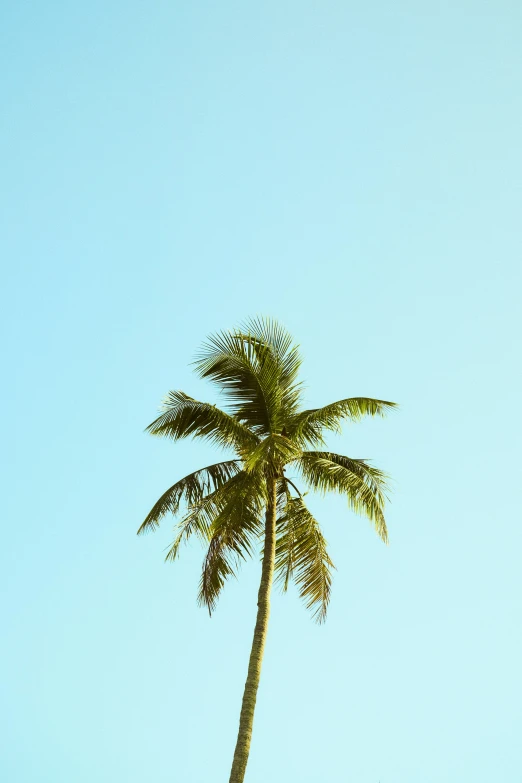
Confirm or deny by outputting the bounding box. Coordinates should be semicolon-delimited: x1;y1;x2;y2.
228;477;277;783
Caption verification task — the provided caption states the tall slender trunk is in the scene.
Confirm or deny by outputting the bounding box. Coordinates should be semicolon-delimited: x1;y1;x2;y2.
228;476;277;783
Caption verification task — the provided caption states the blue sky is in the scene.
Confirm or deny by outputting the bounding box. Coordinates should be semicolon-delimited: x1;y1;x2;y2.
2;1;521;781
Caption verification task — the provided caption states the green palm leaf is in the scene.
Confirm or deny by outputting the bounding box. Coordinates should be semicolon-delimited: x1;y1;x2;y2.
194;318;302;434
198;471;266;613
275;497;334;623
137;459;240;535
164;470;250;562
235;317;303;420
297;451;389;542
289;397;397;447
146;391;258;453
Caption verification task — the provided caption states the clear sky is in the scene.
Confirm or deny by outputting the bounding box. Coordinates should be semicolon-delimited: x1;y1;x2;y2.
2;2;521;781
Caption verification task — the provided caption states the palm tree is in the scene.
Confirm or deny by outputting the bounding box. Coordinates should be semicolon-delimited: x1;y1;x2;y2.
138;318;396;783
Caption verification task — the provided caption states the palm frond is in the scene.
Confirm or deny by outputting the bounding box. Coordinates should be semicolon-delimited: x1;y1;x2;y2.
164;499;214;562
237;317;303;418
194;332;276;433
275;497;334;623
289;397;397;447
137;460;240;536
146;391;258;453
198;471;266;613
276;476;291;516
194;319;303;434
163;470;257;562
297;451;389;543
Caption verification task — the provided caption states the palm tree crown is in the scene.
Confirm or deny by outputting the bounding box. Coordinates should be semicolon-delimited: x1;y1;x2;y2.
139;317;395;622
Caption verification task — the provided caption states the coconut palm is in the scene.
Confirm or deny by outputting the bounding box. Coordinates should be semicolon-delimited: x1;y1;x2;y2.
138;318;396;783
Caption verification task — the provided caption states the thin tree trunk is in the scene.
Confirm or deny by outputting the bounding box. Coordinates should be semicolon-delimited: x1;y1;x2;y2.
228;477;277;783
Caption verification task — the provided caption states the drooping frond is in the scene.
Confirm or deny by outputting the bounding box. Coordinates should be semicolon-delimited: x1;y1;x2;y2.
275;497;334;623
297;451;389;543
164;493;217;562
288;397;397;447
146;391;258;453
137;460;240;536
165;471;256;562
193;319;302;435
276;476;292;513
273;481;296;590
198;471;266;613
263;473;303;581
164;471;249;562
